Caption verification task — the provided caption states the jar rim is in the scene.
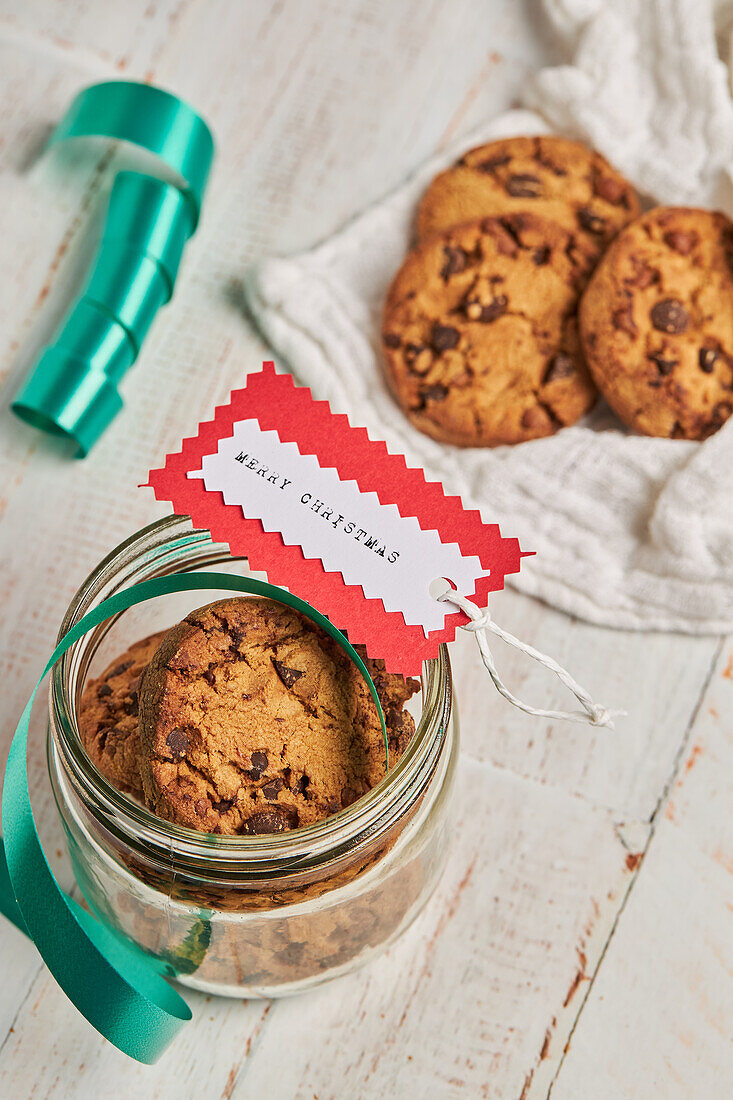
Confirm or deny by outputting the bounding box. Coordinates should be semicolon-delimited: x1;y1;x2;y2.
50;515;453;873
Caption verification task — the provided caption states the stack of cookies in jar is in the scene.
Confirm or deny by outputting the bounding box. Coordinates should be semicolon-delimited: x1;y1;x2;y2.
80;596;418;836
381;136;733;445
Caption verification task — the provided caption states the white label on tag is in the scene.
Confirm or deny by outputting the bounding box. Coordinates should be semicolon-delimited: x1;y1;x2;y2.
188;418;484;632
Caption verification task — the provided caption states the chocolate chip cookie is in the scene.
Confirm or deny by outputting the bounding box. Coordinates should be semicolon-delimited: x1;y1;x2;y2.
382;212;598;446
579;206;733;439
138;597;420;835
416;136;640;262
79;632;165;795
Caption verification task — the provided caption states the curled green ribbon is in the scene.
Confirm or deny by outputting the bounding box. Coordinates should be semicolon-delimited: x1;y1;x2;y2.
0;573;386;1063
12;81;215;456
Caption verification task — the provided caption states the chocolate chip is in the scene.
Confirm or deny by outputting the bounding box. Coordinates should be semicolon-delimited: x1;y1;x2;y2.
421;384;448;402
613;302;637;337
294;774;310;795
476;153;511;172
211;797;234;813
700;402;733;439
272;659;305;689
498;215;525;244
385;703;403;729
165;728;190;759
721;227;733;275
108;661;133;679
251;751;268;771
262;779;284;800
534;143;567;176
650;299;688;334
430;323;460;353
543;353;575;383
593;176;627;205
240;807;298;835
97;683;113;699
577;207;607;234
627;260;658;289
473;295;508;323
663;229;698;255
195;799;210;817
382;333;401;348
699;347;718;373
487;221;519;256
533;246;551;266
341;786;359;808
565;239;590;280
440;246;469;280
203;668;216;686
505;173;542;197
123;690;138;717
649;352;677;375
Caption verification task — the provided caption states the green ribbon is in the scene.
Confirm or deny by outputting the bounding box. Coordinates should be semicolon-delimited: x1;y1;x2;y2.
0;573;386;1063
12;81;214;456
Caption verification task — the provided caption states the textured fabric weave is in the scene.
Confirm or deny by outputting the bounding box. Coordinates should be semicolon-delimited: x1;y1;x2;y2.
245;0;733;633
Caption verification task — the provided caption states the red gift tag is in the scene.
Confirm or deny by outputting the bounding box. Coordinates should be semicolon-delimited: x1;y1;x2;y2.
146;362;527;675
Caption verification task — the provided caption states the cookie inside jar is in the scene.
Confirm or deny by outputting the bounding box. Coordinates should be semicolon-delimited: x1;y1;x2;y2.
79;595;420;836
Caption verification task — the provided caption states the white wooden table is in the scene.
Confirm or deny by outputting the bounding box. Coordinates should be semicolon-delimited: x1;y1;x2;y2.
0;2;731;1097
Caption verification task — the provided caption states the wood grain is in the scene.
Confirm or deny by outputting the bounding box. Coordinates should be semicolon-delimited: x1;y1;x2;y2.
0;2;727;1098
549;641;733;1098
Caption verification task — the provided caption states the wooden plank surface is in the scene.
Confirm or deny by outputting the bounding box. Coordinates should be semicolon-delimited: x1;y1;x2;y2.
0;2;728;1097
550;640;733;1098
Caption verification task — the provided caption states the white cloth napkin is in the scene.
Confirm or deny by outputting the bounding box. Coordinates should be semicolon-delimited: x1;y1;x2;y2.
244;0;733;634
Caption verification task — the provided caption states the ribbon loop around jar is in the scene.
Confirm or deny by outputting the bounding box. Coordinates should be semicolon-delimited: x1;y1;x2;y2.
0;572;386;1064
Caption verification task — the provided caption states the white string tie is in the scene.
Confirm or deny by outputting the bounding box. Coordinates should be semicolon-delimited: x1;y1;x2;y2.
434;581;619;729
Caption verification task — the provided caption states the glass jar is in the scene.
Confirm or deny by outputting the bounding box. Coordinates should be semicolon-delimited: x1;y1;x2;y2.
47;516;458;998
